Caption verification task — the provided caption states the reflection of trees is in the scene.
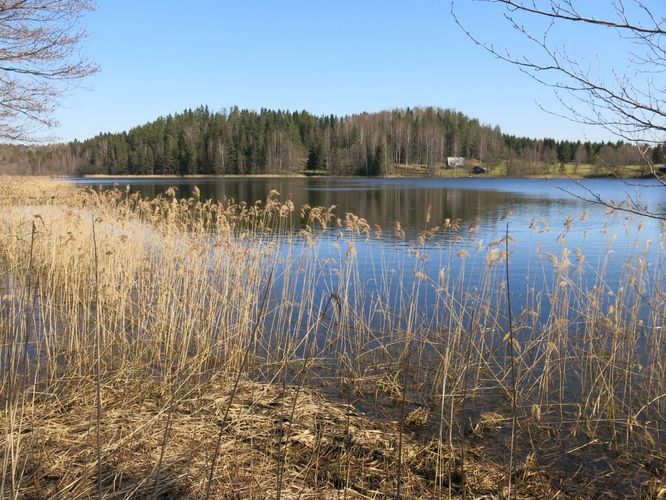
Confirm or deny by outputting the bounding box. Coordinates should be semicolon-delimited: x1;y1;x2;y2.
123;178;569;233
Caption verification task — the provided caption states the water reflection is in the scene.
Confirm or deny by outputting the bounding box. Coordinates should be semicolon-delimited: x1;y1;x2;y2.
76;177;663;238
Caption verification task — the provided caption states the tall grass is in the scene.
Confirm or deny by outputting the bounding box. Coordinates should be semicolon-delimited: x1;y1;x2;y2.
0;177;663;498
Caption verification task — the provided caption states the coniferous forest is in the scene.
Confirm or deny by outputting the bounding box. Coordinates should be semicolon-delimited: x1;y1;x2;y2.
0;106;655;176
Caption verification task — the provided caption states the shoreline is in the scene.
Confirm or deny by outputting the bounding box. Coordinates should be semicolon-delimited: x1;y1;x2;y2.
80;173;309;179
0;176;663;499
72;172;655;180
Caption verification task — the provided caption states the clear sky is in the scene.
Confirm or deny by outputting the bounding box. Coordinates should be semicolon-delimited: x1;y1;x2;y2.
50;0;642;143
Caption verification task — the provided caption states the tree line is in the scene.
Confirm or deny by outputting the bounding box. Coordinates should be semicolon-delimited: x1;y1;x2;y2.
0;106;657;176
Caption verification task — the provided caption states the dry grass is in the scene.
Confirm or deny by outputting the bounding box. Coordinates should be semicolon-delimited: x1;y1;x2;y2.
0;176;663;499
8;375;564;499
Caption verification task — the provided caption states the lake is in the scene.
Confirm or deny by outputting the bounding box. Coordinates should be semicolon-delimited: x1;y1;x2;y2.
69;179;662;372
73;176;664;290
69;175;666;448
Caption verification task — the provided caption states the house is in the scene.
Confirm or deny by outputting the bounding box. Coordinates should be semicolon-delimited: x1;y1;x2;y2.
446;157;465;169
472;166;487;174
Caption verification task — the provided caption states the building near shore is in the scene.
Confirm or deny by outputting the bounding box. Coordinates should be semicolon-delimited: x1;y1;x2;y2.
446;157;465;168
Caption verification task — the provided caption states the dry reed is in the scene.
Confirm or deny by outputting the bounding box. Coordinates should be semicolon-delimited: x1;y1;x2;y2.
0;176;663;499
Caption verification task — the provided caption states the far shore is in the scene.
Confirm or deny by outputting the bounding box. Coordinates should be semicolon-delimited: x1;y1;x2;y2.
76;172;655;180
71;162;659;181
81;173;308;179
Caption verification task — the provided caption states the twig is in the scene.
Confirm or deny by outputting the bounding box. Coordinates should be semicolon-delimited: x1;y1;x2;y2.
21;221;36;387
276;293;335;499
204;268;274;499
505;222;518;499
91;215;103;500
459;307;479;500
151;373;175;500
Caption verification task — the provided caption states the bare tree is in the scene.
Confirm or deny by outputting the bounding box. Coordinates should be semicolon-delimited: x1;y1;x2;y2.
452;0;665;219
0;0;97;141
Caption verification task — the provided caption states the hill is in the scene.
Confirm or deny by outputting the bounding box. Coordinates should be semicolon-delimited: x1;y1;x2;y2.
0;106;654;176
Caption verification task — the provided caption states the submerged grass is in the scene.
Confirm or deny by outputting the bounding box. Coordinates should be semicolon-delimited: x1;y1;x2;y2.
0;176;664;499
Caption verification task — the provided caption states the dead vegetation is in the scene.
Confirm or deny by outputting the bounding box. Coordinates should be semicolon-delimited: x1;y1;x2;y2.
11;375;565;499
0;176;663;499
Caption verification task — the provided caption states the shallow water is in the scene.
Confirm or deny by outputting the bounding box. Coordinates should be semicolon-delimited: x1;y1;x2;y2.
73;176;664;300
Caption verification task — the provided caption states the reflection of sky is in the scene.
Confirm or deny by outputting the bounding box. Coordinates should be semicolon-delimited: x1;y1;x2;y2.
74;176;664;322
72;176;663;256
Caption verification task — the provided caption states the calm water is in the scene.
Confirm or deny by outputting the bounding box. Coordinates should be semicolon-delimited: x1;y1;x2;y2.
73;176;664;320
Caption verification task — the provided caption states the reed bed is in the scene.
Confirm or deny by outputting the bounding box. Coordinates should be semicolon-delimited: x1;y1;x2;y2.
0;176;664;499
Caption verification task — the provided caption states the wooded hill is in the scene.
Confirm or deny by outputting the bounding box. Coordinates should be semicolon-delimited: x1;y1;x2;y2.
0;106;657;176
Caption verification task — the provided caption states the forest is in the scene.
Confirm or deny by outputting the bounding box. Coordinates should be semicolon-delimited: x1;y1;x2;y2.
0;106;658;176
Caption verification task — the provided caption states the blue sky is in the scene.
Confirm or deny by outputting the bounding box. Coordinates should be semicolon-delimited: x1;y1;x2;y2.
51;0;638;143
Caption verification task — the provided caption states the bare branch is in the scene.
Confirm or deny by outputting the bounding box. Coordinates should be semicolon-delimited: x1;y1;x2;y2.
0;0;97;142
488;0;665;35
453;0;665;220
